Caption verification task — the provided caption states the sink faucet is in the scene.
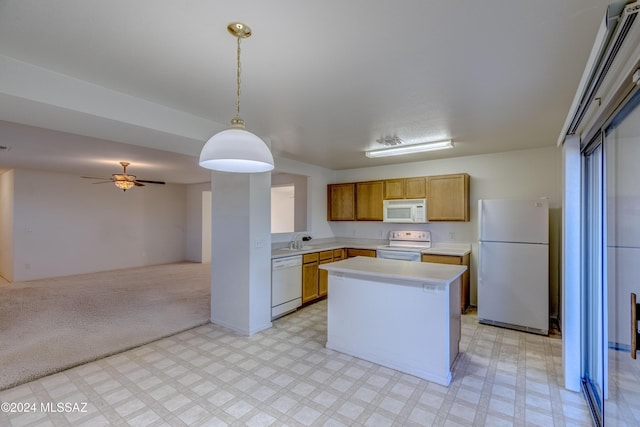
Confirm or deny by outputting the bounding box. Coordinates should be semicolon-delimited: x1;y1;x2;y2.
289;233;312;250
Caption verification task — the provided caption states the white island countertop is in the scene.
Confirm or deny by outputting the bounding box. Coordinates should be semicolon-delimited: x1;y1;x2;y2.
320;256;466;286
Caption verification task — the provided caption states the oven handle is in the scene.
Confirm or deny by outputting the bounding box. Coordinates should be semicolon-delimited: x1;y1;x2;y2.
376;250;421;262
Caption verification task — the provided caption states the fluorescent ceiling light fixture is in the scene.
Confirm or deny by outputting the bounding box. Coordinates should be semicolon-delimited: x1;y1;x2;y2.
199;22;274;173
365;140;454;158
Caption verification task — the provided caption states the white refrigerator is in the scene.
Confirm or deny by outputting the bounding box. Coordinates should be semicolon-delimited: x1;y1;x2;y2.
478;198;549;335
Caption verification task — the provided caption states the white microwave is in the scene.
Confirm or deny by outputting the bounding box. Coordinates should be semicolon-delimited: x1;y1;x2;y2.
383;199;428;223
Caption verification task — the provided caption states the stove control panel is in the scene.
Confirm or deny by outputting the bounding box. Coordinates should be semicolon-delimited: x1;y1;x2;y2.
388;230;431;242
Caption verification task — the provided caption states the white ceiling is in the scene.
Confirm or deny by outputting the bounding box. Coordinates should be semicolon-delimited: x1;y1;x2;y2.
0;0;612;183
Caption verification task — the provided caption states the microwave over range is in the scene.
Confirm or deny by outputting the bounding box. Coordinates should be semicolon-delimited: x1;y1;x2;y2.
383;198;428;223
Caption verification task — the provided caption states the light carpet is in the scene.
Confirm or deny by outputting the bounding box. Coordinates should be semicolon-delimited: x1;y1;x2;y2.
0;262;210;391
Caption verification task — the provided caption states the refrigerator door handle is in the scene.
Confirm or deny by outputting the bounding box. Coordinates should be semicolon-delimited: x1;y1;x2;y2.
632;293;638;360
478;242;484;283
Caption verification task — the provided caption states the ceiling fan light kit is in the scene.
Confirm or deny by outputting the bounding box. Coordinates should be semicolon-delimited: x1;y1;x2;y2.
81;161;165;191
199;22;274;174
365;139;454;158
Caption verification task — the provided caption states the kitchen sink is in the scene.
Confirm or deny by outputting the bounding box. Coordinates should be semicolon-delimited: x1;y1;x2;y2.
279;246;312;251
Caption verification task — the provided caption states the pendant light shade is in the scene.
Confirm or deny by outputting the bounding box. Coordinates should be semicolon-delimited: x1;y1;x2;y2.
199;128;274;173
199;22;274;173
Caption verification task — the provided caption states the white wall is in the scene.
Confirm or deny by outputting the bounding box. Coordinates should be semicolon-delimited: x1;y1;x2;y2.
185;182;211;262
330;146;563;318
0;170;14;281
11;169;188;281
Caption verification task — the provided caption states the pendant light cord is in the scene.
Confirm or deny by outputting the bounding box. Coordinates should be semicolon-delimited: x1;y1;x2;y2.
235;36;242;119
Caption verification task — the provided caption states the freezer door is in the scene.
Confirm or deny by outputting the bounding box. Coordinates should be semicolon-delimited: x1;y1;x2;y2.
478;199;549;244
477;241;549;333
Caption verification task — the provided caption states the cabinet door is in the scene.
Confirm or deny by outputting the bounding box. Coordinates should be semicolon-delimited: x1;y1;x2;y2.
327;183;356;221
319;258;332;297
427;174;470;221
421;253;470;313
421;254;462;264
405;177;427;199
383;179;405;199
356;181;384;220
346;248;377;258
302;261;319;303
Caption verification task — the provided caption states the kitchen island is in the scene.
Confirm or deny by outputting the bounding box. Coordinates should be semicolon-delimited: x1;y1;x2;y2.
319;256;466;386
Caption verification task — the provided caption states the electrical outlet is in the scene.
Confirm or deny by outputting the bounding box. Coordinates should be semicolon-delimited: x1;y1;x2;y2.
255;239;264;248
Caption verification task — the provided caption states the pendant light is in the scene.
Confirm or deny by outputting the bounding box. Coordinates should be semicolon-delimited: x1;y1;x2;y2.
199;23;274;173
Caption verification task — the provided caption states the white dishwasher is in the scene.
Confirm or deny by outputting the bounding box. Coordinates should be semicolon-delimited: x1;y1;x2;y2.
271;255;302;319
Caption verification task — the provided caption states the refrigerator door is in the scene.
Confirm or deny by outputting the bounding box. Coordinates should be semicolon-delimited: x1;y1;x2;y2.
478;241;549;334
478;199;549;244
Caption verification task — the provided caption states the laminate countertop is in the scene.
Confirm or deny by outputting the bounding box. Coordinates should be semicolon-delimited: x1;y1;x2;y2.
271;242;471;259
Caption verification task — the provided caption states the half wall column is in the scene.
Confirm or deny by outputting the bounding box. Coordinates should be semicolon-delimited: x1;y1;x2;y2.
209;171;272;335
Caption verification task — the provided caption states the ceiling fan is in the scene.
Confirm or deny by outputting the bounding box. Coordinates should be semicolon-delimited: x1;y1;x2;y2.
81;161;165;192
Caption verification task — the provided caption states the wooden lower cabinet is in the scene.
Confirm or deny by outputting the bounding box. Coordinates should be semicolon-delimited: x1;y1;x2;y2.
319;249;346;296
319;260;330;297
422;253;470;313
318;250;333;297
302;253;320;304
346;248;377;258
305;250;347;304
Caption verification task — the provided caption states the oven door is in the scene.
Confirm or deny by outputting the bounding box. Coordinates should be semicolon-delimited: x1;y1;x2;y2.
376;248;421;262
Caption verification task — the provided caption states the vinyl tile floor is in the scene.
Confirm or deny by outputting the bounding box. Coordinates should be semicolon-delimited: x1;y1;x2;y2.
0;301;592;426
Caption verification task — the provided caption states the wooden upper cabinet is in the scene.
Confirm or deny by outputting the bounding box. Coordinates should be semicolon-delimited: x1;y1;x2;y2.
427;173;470;221
405;177;427;199
327;174;467;222
383;179;405;199
327;183;355;221
383;177;427;200
356;181;384;220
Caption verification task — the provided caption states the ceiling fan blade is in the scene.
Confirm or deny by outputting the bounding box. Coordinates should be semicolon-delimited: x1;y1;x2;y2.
134;182;145;187
81;176;111;180
135;179;165;185
91;181;113;184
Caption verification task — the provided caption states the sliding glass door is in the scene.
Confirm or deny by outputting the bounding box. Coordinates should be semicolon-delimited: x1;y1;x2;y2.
582;91;640;426
582;138;605;426
603;93;640;426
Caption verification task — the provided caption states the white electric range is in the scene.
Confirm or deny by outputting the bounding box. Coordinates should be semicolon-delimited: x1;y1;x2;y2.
376;230;431;262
